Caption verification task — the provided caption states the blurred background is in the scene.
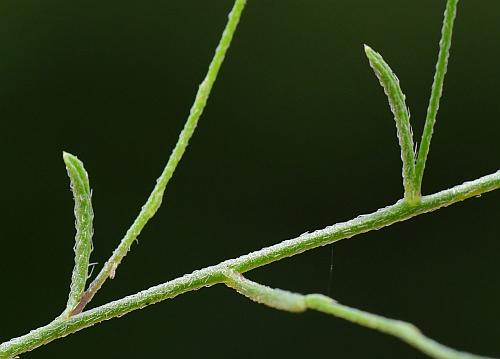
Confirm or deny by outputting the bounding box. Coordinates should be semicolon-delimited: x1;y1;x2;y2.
0;0;499;357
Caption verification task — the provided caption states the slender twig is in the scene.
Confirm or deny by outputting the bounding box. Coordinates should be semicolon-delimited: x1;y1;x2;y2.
364;45;418;201
415;0;459;192
1;170;499;358
223;270;492;359
223;270;307;312
62;152;94;316
307;295;492;359
71;0;248;315
1;1;497;359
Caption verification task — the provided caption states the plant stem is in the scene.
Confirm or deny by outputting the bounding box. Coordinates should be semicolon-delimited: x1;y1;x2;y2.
415;0;459;192
1;169;499;358
222;270;492;359
223;270;307;313
229;169;500;274
71;0;248;315
305;294;492;359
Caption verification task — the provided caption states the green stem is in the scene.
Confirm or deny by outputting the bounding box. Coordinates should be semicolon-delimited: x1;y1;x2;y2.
71;0;248;315
222;270;492;359
305;294;492;359
223;270;307;312
230;169;500;274
1;170;499;358
415;0;459;192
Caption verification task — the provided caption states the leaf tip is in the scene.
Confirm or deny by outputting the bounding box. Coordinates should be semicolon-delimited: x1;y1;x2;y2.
62;151;76;164
363;44;379;63
62;151;84;169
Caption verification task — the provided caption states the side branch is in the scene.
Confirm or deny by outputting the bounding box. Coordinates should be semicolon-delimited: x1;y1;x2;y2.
223;270;492;359
306;295;491;359
72;0;248;315
1;170;499;358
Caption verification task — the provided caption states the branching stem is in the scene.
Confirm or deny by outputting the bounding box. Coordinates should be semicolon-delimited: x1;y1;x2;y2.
0;1;497;359
223;270;492;359
1;170;499;358
71;0;248;315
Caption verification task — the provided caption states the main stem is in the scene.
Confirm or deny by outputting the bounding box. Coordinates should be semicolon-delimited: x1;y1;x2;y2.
1;170;499;358
72;0;248;315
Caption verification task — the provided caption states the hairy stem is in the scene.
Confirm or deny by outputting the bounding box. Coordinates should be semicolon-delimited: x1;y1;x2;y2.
305;294;492;359
223;270;307;313
222;270;492;359
1;170;499;358
415;0;459;191
71;0;248;315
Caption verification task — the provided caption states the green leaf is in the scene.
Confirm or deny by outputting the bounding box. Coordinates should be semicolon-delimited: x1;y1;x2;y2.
74;0;249;314
62;151;94;316
364;44;418;201
415;0;459;192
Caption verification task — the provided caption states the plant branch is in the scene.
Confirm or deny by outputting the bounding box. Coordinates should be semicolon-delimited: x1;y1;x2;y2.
415;0;459;191
222;270;492;359
71;0;248;315
223;270;306;312
1;169;499;358
307;295;492;359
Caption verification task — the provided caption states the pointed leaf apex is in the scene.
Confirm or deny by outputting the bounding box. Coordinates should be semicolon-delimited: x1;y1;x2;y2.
63;151;78;165
363;44;379;62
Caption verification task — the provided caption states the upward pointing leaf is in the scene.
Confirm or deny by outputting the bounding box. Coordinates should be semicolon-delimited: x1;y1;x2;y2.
415;0;458;193
364;45;419;201
62;151;94;316
71;0;248;315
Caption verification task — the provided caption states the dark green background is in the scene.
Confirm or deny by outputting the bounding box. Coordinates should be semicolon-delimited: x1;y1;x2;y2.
1;0;499;358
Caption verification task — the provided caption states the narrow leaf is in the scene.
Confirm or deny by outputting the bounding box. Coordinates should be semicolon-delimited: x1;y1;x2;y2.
364;44;418;201
415;0;459;192
63;151;94;316
73;0;248;314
